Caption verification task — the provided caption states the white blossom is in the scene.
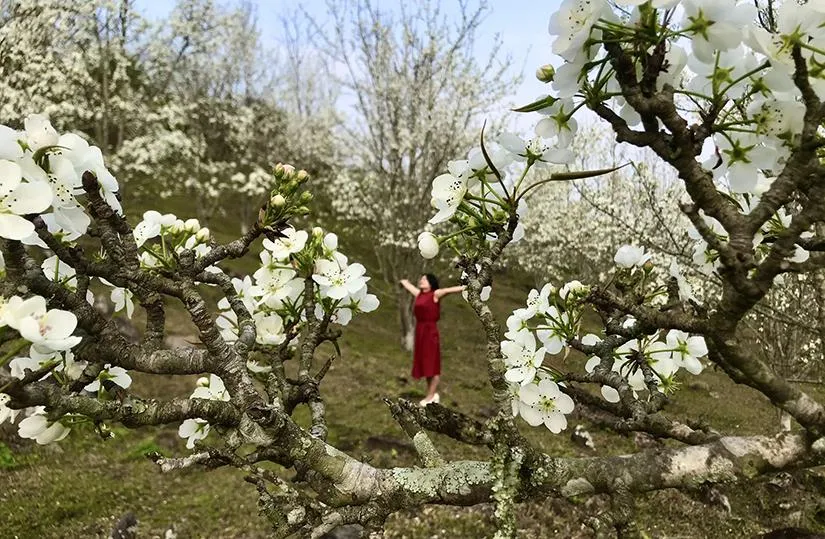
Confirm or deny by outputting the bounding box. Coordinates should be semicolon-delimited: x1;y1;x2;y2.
548;0;611;62
111;287;135;318
666;330;708;375
263;228;309;261
502;331;546;386
0;160;52;240
191;374;230;402
178;418;210;449
18;407;70;445
312;259;369;301
514;378;575;433
614;245;651;268
0;394;20;425
84;364;132;393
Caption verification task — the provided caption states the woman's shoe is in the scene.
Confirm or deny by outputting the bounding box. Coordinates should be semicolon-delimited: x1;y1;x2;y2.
419;394;439;407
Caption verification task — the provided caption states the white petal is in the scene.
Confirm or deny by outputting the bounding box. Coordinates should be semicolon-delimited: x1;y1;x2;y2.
544;412;568;433
0;213;35;240
518;383;541;406
519;403;544;426
584;356;600;373
681;355;704;375
601;385;621;403
36;421;70;444
41;309;78;337
0;160;22;194
554;392;575;414
18;414;48;439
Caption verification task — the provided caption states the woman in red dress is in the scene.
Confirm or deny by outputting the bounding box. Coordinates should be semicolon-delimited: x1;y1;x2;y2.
399;274;466;406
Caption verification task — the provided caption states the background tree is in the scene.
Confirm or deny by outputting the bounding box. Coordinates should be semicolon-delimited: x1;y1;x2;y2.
0;0;329;229
0;0;150;148
511;125;691;284
310;0;515;348
272;9;341;181
113;0;291;225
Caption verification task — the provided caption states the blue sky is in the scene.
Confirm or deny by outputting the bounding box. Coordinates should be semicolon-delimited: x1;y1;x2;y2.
137;0;564;129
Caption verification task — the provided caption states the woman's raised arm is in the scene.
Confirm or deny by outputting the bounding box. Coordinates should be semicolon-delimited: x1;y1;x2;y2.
434;285;466;300
399;279;420;296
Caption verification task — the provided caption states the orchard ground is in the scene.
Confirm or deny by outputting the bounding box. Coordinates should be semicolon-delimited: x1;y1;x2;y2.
1;203;824;538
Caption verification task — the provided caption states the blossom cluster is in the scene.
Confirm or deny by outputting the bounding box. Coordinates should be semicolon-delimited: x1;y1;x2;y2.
501;279;585;432
185;228;379;447
689;193;811;278
132;210;221;275
0;115;144;444
420;0;825;270
0;294;92;444
178;374;230;449
583;328;707;403
418;139;547;259
502;246;708;431
547;0;824;266
0;293;135;444
0;107;382;453
0;114;120;244
216;227;379;353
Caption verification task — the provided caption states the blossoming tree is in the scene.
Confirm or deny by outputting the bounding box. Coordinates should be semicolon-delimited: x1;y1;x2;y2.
315;0;515;349
4;0;825;537
509;125;692;284
0;0;332;229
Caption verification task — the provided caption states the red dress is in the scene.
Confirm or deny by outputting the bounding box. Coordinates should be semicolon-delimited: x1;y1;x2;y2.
412;291;441;378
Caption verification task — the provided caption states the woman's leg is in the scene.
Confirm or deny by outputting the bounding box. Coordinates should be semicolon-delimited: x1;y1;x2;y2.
426;375;440;399
420;376;441;405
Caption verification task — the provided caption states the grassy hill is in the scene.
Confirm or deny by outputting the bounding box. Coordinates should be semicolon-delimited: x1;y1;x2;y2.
2;201;825;538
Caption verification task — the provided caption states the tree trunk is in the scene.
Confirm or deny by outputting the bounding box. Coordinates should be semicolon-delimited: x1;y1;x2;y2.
398;290;415;351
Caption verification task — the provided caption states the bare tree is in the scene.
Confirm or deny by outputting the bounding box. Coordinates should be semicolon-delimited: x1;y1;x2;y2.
309;0;516;348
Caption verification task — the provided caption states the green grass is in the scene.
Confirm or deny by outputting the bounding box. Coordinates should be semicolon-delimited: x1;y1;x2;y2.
3;202;825;537
0;441;16;469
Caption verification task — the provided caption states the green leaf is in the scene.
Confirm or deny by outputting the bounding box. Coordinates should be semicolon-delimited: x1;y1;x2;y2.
549;164;628;182
512;95;558;113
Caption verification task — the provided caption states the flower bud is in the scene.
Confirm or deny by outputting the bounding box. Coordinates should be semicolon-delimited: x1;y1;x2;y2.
417;232;439;259
559;280;587;300
195;227;210;243
170;219;185;234
184;218;200;233
535;64;555;83
277;164;296;182
312;226;324;238
298;191;313;204
296;170;310;183
270;194;286;207
281;180;298;194
295;206;310;216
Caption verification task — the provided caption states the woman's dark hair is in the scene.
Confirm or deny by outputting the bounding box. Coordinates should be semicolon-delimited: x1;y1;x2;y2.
424;273;440;291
